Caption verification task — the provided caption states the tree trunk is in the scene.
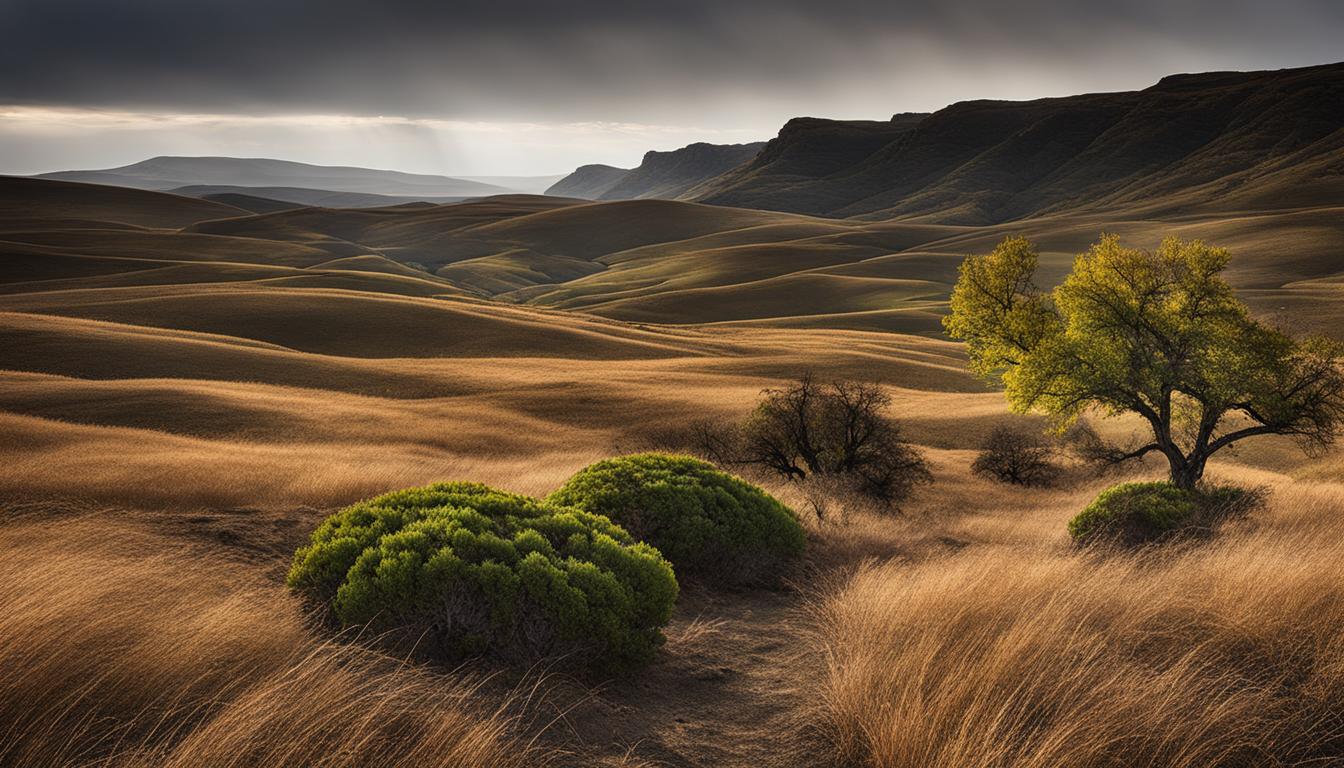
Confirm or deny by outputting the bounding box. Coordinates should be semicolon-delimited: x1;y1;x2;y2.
1169;454;1206;490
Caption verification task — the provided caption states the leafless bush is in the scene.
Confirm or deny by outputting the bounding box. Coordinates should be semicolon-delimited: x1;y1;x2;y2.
710;374;933;511
687;419;745;467
971;426;1057;486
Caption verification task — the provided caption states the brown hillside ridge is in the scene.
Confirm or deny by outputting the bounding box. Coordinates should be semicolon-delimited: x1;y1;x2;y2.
541;163;631;199
546;141;767;201
694;63;1344;223
0;175;247;229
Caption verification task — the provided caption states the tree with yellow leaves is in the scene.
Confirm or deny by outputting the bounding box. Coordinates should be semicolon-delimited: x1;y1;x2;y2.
945;235;1344;489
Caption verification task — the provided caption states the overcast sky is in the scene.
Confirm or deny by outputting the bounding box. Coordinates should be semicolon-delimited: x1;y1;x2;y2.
1;0;1340;176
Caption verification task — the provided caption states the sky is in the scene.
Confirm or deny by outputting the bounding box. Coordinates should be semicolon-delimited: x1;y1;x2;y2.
0;0;1340;177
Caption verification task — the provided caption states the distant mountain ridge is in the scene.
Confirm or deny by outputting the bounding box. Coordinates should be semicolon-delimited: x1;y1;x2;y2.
37;156;514;198
692;62;1344;223
545;164;630;199
169;184;470;210
686;114;928;210
545;141;766;200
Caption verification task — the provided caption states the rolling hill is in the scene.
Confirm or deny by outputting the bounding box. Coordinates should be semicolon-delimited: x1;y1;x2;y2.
7;165;1338;339
0;176;247;228
171;185;470;210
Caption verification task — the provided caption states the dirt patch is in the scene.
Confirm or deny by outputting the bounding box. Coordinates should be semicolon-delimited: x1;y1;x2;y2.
542;584;825;767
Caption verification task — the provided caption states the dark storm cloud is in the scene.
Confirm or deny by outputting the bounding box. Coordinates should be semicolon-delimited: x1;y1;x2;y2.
1;0;1341;121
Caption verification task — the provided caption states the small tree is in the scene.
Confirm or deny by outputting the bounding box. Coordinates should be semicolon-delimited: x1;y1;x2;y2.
739;374;931;506
972;425;1057;486
945;235;1344;490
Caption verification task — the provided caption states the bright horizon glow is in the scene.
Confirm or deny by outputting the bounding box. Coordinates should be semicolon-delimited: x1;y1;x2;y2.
2;0;1340;177
0;106;770;177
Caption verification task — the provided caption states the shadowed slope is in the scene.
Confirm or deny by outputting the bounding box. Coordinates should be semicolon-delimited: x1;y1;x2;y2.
695;63;1344;224
546;141;766;201
0;176;246;228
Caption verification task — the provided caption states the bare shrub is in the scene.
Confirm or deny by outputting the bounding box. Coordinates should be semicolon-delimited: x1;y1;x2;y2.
971;425;1057;486
733;374;931;511
688;419;746;467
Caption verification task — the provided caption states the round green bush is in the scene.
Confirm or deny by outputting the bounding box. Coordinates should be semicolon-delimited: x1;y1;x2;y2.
547;453;806;586
287;482;678;670
1068;482;1199;545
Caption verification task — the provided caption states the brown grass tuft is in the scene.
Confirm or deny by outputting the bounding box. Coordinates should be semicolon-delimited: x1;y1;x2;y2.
813;482;1344;767
0;512;541;768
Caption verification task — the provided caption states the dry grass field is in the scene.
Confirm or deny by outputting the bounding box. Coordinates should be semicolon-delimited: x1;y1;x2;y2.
1;175;1342;766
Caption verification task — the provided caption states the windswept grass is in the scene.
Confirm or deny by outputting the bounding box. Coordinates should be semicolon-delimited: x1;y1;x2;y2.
814;482;1344;767
0;512;541;768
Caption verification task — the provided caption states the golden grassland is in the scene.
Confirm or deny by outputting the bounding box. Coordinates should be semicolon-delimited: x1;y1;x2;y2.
814;478;1344;767
5;459;1342;766
2;178;1343;765
0;513;537;768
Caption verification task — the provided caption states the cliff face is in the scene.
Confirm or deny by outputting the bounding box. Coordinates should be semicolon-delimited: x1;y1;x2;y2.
598;142;766;200
686;114;928;214
544;164;630;199
547;142;766;201
694;63;1344;223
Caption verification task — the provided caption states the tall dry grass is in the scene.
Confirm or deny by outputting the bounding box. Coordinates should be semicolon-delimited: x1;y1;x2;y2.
814;482;1344;767
0;511;541;768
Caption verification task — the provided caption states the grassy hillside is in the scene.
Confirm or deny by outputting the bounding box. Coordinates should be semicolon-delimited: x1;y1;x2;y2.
131;187;1344;334
0;175;246;228
6;175;1340;338
1;149;1342;766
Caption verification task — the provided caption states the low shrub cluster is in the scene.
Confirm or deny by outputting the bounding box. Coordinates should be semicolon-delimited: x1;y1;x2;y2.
1069;481;1255;546
548;453;806;586
291;459;804;669
288;482;678;670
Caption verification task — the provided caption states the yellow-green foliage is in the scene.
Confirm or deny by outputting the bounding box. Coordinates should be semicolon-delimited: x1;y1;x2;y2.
1068;482;1253;546
287;482;677;670
945;235;1344;489
549;453;805;586
1069;482;1198;545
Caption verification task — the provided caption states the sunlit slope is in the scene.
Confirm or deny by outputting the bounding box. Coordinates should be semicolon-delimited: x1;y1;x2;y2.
1;174;1340;514
467;202;1344;334
0;177;476;300
5;176;1341;336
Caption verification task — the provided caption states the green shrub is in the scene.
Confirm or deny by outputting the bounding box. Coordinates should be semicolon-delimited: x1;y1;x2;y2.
1068;481;1255;546
548;453;805;586
287;482;677;670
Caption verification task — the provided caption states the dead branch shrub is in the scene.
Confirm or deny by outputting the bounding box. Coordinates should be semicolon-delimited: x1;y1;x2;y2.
971;425;1057;486
701;375;931;512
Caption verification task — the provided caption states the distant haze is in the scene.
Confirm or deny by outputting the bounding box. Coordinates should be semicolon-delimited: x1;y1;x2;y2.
1;0;1340;175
